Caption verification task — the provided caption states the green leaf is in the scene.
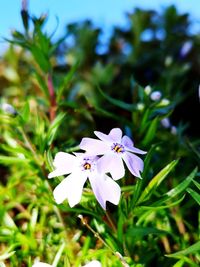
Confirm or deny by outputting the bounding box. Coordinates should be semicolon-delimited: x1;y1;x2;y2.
0;250;16;261
0;156;30;165
166;168;197;198
46;112;66;145
135;195;185;216
49;33;68;55
131;145;158;208
44;149;54;171
166;240;200;258
36;27;50;54
142;117;158;146
20;101;30;123
33;72;49;98
3;38;29;49
52;242;65;267
172;259;185;267
94;106;131;126
117;213;125;243
193;180;200;190
172;257;199;267
57;61;79;102
126;226;167;241
144;168;197;208
138;160;178;204
97;86;136;111
140;109;150;133
187;188;200;205
3;212;17;229
30;46;50;72
142;144;158;178
11;30;25;41
16;232;37;249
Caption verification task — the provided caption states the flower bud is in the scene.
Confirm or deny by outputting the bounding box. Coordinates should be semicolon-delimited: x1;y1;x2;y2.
159;98;170;106
144;85;152;95
150;91;162;101
0;103;17;115
136;103;144;111
171;126;177;135
161;118;171;128
180;41;193;58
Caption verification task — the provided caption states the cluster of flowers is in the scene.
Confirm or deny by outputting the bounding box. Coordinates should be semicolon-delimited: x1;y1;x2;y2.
48;128;146;210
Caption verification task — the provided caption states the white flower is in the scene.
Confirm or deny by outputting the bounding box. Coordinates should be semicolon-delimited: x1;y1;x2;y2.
32;263;52;267
80;128;146;180
84;260;102;267
48;152;120;210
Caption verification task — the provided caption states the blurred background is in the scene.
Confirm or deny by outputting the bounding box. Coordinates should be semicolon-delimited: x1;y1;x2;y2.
1;0;200;49
0;1;200;266
1;0;200;136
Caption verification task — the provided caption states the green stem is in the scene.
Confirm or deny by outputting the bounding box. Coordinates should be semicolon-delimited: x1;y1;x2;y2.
78;215;130;267
105;211;117;233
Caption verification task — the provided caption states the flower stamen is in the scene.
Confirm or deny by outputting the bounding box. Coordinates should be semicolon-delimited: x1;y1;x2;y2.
112;143;124;153
83;162;91;170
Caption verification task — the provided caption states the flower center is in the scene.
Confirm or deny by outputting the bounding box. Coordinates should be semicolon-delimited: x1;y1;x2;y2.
81;156;98;172
112;143;124;153
83;162;91;170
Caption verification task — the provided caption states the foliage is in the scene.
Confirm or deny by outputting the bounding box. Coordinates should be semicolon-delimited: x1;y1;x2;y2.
0;4;200;267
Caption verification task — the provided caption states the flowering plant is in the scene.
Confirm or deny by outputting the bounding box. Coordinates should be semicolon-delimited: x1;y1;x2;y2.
48;152;121;209
48;128;146;209
0;4;199;267
80;128;146;179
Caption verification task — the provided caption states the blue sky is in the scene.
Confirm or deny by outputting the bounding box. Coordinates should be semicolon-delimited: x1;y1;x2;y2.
0;0;200;50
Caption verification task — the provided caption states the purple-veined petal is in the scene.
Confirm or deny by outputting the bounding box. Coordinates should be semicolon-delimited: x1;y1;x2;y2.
89;174;121;210
53;172;87;207
74;152;99;162
79;138;109;155
83;261;102;267
121;135;134;147
122;136;146;154
48;152;76;178
123;151;144;178
108;128;122;142
97;154;125;180
94;130;113;142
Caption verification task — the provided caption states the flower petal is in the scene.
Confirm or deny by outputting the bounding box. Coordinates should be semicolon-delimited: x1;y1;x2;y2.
48;152;76;178
32;263;52;267
89;174;121;209
83;260;102;267
122;136;146;154
79;138;109;155
121;135;134;146
94;130;113;142
98;154;125;180
108;128;122;142
53;173;87;207
123;151;144;178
